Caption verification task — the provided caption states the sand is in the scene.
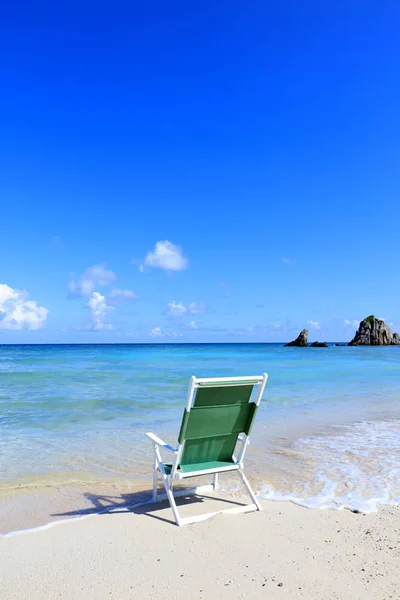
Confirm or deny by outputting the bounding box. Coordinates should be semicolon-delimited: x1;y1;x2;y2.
1;494;399;600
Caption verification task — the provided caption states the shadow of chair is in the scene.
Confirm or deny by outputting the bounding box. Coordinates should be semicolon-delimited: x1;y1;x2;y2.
52;488;246;525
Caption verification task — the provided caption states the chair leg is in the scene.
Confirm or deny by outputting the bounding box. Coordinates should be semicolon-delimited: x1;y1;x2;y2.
152;454;158;502
162;472;182;526
154;447;182;526
238;468;262;511
213;472;218;490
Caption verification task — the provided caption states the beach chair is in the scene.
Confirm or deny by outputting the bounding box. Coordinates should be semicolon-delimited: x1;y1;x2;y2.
145;374;268;526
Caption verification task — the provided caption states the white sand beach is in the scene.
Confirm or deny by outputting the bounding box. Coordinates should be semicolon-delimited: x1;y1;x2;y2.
2;495;399;600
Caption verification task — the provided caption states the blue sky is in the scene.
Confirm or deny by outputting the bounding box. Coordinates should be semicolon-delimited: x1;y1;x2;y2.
1;1;399;343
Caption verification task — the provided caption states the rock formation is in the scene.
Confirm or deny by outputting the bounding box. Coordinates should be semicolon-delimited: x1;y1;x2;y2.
310;341;328;347
392;333;400;346
285;329;308;347
348;316;400;346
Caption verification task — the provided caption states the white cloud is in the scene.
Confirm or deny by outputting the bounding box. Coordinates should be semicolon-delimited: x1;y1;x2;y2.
149;327;163;337
188;320;198;329
148;327;182;338
263;320;299;336
69;264;116;298
344;319;360;327
0;284;48;330
189;302;206;314
281;257;295;264
107;288;137;306
167;301;187;316
307;320;321;330
166;300;206;317
87;292;114;330
142;240;188;272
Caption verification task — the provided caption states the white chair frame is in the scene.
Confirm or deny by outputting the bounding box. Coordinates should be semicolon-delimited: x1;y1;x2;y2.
146;374;268;526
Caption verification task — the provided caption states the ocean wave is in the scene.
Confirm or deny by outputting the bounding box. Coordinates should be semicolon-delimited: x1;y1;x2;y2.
258;419;400;513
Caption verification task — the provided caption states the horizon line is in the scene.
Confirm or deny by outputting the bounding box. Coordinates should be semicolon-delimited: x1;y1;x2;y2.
0;341;351;346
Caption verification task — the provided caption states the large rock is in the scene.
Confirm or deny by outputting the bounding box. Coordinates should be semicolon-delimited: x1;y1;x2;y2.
310;341;328;347
349;316;399;346
285;329;308;347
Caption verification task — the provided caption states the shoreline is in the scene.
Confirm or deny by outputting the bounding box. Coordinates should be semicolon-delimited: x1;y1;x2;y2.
0;467;273;535
0;473;152;535
2;413;400;534
2;467;400;537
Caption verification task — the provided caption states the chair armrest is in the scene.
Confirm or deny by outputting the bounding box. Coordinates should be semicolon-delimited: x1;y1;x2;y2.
238;434;249;444
145;432;178;453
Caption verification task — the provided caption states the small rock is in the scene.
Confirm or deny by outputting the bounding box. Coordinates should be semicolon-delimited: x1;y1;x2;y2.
392;332;400;344
285;329;308;347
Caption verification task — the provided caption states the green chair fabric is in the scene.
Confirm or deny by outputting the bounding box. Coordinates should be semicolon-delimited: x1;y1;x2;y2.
173;383;258;473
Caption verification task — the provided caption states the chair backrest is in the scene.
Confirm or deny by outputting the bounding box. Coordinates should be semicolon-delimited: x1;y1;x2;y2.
173;374;268;474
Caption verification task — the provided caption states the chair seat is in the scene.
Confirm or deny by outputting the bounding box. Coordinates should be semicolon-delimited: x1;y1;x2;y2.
162;459;236;475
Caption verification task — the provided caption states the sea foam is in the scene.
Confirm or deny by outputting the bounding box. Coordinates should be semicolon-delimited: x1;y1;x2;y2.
259;419;400;513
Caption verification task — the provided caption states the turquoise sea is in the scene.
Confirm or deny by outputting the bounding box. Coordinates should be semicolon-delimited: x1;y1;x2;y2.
1;343;400;529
